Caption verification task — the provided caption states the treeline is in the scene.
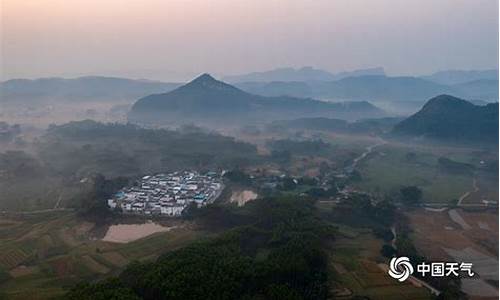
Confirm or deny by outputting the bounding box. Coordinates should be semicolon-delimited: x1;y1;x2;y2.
267;139;331;158
65;197;336;300
267;117;402;136
36;120;260;178
75;174;129;222
0;150;44;179
328;193;396;238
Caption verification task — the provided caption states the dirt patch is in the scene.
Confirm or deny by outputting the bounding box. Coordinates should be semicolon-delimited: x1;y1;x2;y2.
230;190;258;206
102;222;176;243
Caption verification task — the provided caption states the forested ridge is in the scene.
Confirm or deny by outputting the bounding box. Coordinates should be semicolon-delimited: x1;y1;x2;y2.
65;197;336;300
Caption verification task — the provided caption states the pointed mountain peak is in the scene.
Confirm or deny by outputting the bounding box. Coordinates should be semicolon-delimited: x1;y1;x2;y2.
183;73;241;93
191;73;217;84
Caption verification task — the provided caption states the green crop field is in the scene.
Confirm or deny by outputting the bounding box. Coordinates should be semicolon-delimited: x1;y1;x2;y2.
352;143;494;204
0;212;203;299
329;225;432;300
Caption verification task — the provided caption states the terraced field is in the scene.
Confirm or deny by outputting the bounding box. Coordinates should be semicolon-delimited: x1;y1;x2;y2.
329;224;432;300
0;212;203;300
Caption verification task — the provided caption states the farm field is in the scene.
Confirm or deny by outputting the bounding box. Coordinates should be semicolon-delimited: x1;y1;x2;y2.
461;172;499;206
0;212;204;300
353;143;497;205
407;208;498;299
329;225;432;300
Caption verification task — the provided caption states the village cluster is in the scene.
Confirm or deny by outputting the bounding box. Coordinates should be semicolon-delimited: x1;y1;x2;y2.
107;171;224;216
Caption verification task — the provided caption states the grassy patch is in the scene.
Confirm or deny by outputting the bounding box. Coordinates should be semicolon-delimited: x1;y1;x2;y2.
354;144;473;203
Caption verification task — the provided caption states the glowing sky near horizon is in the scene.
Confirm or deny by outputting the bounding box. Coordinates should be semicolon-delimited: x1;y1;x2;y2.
1;0;498;81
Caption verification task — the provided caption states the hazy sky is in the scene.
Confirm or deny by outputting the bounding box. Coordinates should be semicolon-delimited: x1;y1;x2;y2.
1;0;498;81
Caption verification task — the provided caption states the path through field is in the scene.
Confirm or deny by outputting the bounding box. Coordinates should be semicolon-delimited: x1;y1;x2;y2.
457;178;478;206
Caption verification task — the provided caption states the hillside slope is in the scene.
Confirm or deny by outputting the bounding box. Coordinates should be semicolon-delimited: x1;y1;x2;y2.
128;74;385;124
392;95;498;144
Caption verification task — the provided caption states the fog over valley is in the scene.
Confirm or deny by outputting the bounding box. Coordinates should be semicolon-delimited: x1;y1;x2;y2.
0;1;498;299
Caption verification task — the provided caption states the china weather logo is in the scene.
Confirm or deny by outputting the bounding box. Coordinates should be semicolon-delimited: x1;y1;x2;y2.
388;257;414;282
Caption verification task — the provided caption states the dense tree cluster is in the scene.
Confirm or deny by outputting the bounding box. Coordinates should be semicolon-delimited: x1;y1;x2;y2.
0;151;44;179
76;174;129;221
267;139;331;156
37;120;260;178
399;186;422;206
65;197;336;300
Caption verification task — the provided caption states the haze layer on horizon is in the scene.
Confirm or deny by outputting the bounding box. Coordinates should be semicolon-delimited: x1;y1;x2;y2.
1;0;498;81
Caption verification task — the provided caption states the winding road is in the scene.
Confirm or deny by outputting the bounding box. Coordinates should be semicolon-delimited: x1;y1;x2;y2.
345;140;386;174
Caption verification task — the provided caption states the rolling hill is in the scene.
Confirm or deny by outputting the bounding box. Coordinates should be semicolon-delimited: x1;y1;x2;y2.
128;74;385;125
392;95;499;144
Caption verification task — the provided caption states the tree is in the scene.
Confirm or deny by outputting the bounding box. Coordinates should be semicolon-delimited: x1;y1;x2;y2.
224;169;250;184
373;226;394;242
78;174;129;221
380;245;396;258
373;200;396;226
281;177;297;191
400;186;422;206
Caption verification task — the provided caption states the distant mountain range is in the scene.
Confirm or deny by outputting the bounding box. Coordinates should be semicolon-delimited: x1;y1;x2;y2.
315;75;455;102
128;74;385;125
0;76;181;103
235;74;498;103
392;95;499;144
422;69;498;85
223;66;386;83
2;68;497;110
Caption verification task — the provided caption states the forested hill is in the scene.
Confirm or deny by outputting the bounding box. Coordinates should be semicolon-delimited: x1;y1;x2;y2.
128;74;385;124
392;95;499;144
38;120;260;178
